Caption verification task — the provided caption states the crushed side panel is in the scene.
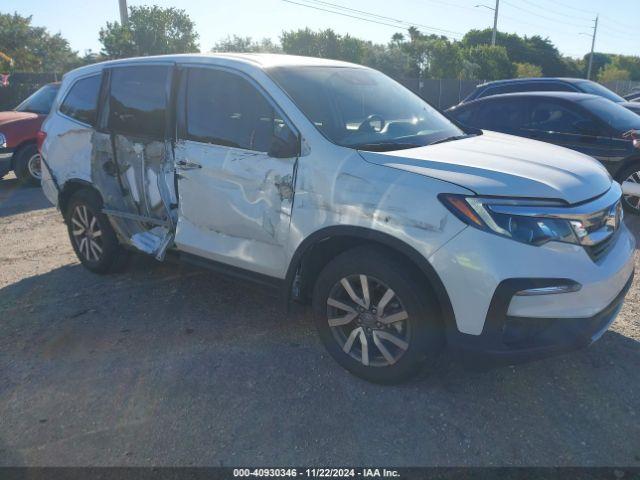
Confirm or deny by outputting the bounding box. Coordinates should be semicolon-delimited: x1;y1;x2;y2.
90;131;176;258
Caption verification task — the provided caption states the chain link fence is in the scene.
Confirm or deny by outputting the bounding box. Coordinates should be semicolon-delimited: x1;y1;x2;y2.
1;72;639;113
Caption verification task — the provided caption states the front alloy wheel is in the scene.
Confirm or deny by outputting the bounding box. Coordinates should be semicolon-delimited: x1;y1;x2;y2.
312;246;444;384
327;274;410;367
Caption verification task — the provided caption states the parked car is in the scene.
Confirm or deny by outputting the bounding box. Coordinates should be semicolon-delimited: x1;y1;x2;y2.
625;90;640;102
447;92;640;213
41;55;634;383
460;77;640;116
0;82;60;184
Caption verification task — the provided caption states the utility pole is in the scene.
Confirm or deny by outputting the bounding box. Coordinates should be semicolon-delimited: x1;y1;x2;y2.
118;0;128;25
587;15;598;80
491;0;500;46
476;1;500;46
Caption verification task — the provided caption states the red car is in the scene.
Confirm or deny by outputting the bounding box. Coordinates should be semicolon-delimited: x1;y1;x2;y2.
0;82;60;185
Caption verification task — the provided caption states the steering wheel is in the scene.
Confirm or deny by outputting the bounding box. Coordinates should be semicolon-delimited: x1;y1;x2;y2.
358;114;386;133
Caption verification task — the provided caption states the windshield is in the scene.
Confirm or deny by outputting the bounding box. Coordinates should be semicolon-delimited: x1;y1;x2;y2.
577;81;625;103
15;84;60;114
268;66;464;151
581;97;640;133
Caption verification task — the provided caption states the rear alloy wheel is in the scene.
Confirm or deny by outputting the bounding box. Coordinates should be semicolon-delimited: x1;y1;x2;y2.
313;246;444;384
65;189;129;274
70;204;104;264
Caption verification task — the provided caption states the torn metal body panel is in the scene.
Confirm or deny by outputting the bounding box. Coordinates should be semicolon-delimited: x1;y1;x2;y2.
91;132;176;259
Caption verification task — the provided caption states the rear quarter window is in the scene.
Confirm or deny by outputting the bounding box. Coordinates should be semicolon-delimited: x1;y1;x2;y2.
59;75;102;126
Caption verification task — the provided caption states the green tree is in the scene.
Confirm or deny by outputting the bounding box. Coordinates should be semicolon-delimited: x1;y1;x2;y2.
583;52;611;79
281;28;367;63
515;62;543;77
99;5;199;59
0;12;79;72
462;45;515;80
424;39;463;79
462;29;572;76
611;55;640;81
213;35;280;53
362;43;413;79
598;64;631;82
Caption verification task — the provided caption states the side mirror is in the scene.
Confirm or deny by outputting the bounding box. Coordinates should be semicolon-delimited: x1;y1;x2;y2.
268;126;299;158
573;119;598;136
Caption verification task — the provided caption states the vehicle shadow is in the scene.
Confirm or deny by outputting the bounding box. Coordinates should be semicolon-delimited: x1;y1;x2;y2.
0;176;52;218
0;251;639;465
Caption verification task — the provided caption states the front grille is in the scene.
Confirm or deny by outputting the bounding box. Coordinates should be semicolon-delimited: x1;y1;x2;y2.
585;228;618;261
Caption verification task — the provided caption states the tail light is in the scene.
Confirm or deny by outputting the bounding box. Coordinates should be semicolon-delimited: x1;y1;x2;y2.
36;130;46;154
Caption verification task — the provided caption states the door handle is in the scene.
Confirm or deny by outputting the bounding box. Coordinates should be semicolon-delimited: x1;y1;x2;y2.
176;160;202;170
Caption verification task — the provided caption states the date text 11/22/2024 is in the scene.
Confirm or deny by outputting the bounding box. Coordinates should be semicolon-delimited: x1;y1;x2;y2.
233;468;401;478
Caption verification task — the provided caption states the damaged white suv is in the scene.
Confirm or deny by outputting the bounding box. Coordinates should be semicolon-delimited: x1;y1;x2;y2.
40;54;635;383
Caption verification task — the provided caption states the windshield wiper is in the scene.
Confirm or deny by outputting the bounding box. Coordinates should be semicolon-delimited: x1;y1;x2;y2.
354;141;423;152
428;133;477;146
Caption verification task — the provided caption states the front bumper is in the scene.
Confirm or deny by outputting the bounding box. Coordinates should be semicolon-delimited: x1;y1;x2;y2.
448;270;633;362
430;211;636;363
0;147;13;170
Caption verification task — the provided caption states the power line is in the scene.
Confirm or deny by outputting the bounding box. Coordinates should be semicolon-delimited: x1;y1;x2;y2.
601;16;639;34
283;0;633;59
521;0;598;16
299;0;463;36
501;0;592;29
598;23;640;40
517;0;638;36
513;0;593;22
282;0;464;37
599;17;640;36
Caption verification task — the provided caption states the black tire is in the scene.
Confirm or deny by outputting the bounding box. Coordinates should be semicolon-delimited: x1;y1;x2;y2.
312;245;444;384
65;188;129;274
616;162;640;215
13;144;41;186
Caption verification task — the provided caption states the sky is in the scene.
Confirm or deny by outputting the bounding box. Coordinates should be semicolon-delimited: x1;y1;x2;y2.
3;0;639;59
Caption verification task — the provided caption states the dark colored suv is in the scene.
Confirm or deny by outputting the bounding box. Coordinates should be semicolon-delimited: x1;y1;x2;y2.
460;78;640;116
447;92;640;212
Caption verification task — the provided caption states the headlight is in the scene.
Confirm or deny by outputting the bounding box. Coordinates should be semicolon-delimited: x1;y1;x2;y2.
439;194;578;246
0;133;6;149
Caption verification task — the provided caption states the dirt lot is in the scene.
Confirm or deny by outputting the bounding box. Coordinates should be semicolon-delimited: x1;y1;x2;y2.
1;173;639;467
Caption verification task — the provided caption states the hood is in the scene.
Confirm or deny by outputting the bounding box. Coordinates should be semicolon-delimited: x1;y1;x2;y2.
359;131;612;205
621;102;640;115
0;111;40;127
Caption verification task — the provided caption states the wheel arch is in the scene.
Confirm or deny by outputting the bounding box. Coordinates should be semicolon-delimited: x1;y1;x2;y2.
284;226;456;330
58;178;101;217
10;139;37;169
613;155;640;182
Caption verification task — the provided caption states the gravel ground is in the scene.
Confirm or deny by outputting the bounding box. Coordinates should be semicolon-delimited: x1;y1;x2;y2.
0;174;639;467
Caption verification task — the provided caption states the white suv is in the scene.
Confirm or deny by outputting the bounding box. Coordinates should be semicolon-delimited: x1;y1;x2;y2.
40;54;635;383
